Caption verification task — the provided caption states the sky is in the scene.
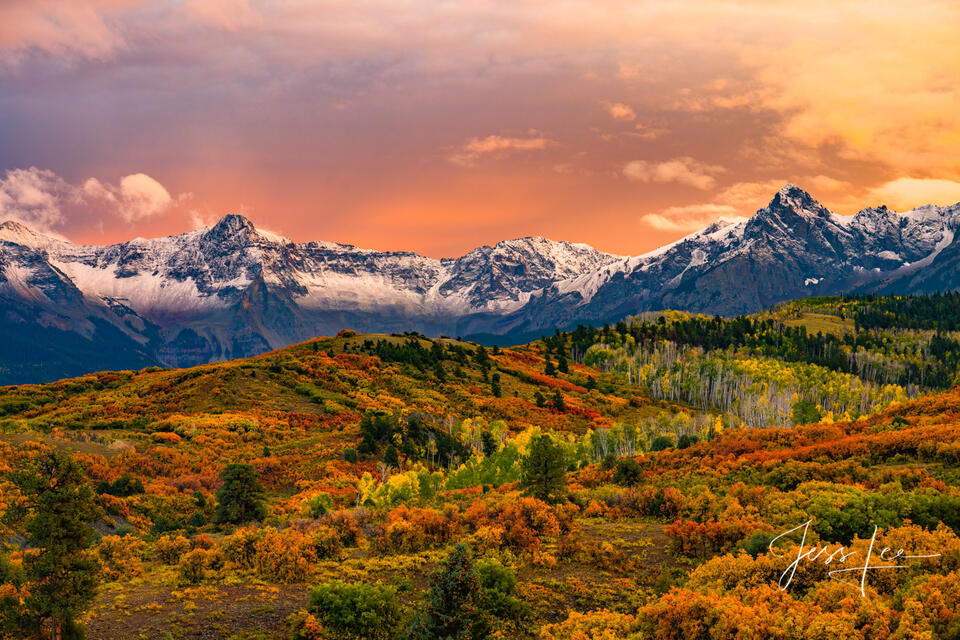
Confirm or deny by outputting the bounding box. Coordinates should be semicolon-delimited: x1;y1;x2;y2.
1;0;959;258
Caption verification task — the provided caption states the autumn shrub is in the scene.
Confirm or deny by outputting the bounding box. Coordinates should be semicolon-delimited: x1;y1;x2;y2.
153;534;191;564
595;485;686;519
178;548;210;585
285;609;330;640
464;497;563;554
192;533;216;550
150;432;182;445
666;518;763;559
539;610;642;640
95;535;147;581
319;510;364;547
287;610;327;640
219;526;265;569
375;505;461;554
253;527;315;582
310;525;345;560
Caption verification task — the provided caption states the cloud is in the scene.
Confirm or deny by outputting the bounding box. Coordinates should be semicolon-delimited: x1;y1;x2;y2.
623;157;723;190
0;1;136;63
119;173;174;220
867;178;960;211
0;167;72;232
604;102;636;121
450;133;551;167
181;0;260;31
640;204;743;232
0;166;180;234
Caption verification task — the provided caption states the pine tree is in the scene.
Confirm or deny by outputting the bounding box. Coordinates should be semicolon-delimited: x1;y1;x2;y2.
491;373;502;398
551;389;566;412
214;463;267;525
409;544;490;640
544;359;555;376
4;452;100;640
384;444;400;468
534;390;547;408
557;353;569;374
520;434;567;504
480;431;499;457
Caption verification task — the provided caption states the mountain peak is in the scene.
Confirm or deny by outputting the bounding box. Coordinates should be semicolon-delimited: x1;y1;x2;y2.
210;213;256;234
769;184;822;210
0;219;60;250
0;220;32;233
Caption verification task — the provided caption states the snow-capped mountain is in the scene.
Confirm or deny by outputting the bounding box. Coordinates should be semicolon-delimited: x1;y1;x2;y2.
2;184;960;383
0;215;622;381
495;185;960;335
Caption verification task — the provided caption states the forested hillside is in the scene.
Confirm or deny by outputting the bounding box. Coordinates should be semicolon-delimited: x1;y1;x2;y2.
0;297;958;639
574;295;960;429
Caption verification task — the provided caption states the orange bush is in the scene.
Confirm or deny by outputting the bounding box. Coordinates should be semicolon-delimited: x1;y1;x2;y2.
375;505;461;554
95;535;147;581
465;497;565;554
153;534;191;564
665;518;762;558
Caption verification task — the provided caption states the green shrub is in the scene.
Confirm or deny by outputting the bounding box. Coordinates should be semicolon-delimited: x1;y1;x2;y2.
308;580;403;640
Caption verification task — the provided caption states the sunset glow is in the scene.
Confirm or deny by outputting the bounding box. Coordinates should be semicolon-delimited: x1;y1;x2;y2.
2;0;959;256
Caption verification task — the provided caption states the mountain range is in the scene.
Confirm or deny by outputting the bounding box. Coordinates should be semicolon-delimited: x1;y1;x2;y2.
2;184;959;383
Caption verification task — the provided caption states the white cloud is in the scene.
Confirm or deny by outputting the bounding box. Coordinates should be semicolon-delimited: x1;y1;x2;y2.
117;173;173;221
0;167;72;232
623;157;723;190
0;166;180;233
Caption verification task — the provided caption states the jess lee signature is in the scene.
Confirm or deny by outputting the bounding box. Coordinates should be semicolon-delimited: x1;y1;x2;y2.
769;519;941;596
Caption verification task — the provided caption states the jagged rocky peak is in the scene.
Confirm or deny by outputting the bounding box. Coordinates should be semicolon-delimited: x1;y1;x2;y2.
743;184;836;236
767;184;831;216
205;213;256;237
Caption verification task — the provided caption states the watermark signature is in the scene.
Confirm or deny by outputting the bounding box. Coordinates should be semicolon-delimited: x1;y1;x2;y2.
769;519;941;596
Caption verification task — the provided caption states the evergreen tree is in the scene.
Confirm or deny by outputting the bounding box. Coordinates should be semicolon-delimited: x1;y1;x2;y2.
491;373;502;398
214;464;267;525
544;359;555;376
534;390;547;408
3;452;100;640
519;434;567;504
384;445;400;468
409;544;490;640
551;389;566;412
480;431;499;457
557;353;569;374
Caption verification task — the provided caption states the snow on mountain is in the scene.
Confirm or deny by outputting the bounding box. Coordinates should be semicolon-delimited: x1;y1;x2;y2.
2;184;960;382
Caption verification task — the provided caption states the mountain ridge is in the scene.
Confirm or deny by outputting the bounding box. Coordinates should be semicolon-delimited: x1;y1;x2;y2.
2;184;960;383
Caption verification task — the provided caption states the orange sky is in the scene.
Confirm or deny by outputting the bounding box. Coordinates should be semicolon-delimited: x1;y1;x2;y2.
1;0;959;257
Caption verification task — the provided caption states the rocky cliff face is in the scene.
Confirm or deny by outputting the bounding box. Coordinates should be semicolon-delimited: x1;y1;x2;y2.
2;185;959;382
